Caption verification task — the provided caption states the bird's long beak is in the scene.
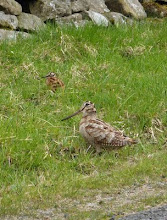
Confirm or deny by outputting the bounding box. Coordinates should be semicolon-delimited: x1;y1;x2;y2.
41;76;47;78
61;109;81;121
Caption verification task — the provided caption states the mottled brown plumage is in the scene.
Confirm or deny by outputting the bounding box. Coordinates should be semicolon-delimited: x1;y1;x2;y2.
62;101;137;153
42;72;64;92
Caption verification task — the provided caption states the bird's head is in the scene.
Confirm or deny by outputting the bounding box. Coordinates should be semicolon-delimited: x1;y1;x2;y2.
42;72;56;78
61;101;96;121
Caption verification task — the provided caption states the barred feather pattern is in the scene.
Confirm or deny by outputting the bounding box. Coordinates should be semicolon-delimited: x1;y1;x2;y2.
62;101;137;153
45;72;64;92
78;102;137;152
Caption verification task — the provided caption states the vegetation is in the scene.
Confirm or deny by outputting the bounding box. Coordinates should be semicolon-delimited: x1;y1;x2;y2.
0;20;167;219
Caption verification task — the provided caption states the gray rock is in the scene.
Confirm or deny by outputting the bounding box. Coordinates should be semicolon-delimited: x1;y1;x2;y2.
86;0;110;13
105;0;147;20
142;2;167;17
29;0;72;21
72;0;110;14
104;11;132;26
0;29;30;41
157;0;167;2
55;13;89;29
73;20;90;28
86;10;109;26
0;11;18;29
17;13;45;32
0;0;22;15
71;0;89;13
139;0;155;2
55;13;83;23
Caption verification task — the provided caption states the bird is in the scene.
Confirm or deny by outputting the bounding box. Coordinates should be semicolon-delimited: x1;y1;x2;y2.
42;72;64;92
61;101;137;153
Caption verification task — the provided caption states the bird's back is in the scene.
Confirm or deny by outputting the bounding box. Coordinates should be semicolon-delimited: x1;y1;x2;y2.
46;77;64;91
79;116;137;150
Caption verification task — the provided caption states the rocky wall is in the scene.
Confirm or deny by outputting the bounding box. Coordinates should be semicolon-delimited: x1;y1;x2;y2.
0;0;166;41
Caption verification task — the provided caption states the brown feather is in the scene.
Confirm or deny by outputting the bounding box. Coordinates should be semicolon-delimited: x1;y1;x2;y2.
45;72;64;92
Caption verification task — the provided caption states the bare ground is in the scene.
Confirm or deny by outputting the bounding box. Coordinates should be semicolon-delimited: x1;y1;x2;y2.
2;179;167;220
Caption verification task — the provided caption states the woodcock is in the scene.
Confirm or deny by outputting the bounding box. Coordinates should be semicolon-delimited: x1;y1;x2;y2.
62;101;137;152
42;72;64;92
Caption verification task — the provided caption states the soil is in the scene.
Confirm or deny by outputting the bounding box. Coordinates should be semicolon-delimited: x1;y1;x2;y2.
2;180;167;220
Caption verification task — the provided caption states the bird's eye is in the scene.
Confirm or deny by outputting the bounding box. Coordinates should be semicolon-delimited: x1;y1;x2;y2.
85;102;90;106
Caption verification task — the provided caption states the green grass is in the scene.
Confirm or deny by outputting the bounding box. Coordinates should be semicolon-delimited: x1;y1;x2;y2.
0;20;167;218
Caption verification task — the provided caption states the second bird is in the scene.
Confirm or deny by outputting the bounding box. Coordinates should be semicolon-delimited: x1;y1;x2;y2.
42;72;64;92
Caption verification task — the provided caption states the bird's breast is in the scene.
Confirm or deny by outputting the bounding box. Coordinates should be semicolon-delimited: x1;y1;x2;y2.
79;120;88;137
79;119;94;144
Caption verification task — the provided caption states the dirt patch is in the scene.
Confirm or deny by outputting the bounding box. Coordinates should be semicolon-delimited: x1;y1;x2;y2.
2;180;167;219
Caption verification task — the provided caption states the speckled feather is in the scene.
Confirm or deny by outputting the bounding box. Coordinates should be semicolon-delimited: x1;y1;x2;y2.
45;72;64;92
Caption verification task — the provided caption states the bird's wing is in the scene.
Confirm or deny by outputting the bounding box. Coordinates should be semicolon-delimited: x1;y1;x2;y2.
57;78;64;87
85;119;127;147
96;119;123;135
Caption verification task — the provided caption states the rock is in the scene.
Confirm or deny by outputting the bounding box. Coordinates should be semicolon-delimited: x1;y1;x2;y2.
104;12;132;26
0;0;22;15
73;20;90;28
105;0;147;20
86;10;109;26
72;0;110;14
55;13;90;28
55;13;83;23
17;13;45;32
0;11;18;29
157;0;167;2
71;0;89;13
86;0;110;13
0;29;30;41
29;0;72;21
139;0;155;2
142;2;167;17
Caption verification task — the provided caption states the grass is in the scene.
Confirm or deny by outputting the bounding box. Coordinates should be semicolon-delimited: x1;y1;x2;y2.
0;20;167;219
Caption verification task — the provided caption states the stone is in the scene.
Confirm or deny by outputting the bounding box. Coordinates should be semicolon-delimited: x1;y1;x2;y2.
55;13;83;23
86;10;109;26
0;0;22;15
73;20;90;28
104;12;132;26
139;0;155;2
71;0;109;14
0;11;18;29
142;2;167;17
17;13;45;32
29;0;72;21
86;0;110;13
71;0;89;13
105;0;147;19
0;29;30;41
